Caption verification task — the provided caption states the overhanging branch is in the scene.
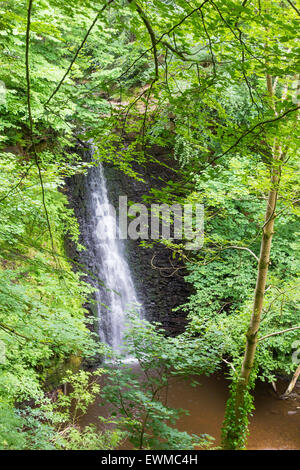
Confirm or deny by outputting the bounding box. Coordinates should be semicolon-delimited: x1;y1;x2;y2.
258;326;300;342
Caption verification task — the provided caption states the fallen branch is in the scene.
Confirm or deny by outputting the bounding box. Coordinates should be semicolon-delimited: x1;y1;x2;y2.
282;364;300;398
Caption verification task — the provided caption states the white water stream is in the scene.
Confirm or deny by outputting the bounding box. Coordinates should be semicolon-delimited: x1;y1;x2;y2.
88;161;140;352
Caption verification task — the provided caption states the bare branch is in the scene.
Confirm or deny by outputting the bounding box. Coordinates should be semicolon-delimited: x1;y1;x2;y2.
45;0;114;106
222;357;236;373
210;105;300;165
222;245;259;261
0;321;52;345
0;163;35;204
285;0;300;16
26;0;56;257
134;1;159;79
258;326;300;342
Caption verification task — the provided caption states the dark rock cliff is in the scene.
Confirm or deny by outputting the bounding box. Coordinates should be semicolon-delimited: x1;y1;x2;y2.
65;144;190;336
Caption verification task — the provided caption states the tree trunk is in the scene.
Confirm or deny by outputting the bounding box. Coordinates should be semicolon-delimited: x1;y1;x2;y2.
222;74;282;450
222;176;279;449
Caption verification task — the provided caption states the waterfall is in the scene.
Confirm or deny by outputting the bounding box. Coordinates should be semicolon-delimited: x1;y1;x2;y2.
86;159;141;352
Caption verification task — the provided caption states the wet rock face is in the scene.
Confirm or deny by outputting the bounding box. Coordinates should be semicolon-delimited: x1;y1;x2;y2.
66;144;190;336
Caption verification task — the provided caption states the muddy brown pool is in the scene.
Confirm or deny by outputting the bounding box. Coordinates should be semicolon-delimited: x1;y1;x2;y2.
81;365;300;450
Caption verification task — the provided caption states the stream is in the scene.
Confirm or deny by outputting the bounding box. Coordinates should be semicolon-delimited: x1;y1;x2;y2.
81;364;300;450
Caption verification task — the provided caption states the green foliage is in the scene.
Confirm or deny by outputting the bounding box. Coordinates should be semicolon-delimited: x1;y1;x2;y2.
0;0;299;451
179;149;300;382
221;371;256;450
101;314;219;450
0;0;149;450
0;402;27;450
0;370;124;450
0;150;101;407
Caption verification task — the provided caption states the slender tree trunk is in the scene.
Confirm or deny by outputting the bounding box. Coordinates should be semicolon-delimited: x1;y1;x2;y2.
222;177;279;449
222;75;282;449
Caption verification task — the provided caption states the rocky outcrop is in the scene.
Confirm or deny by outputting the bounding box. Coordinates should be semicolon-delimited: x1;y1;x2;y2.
65;144;190;336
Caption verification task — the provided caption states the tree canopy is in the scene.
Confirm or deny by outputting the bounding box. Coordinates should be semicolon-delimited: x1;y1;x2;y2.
0;0;299;451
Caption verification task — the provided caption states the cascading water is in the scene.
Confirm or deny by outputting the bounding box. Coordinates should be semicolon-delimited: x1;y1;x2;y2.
86;157;141;352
